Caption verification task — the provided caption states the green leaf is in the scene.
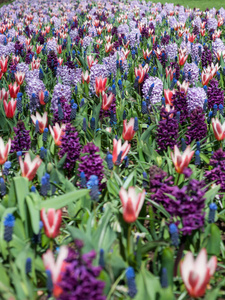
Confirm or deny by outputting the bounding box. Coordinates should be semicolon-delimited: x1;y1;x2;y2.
13;177;29;221
134;263;161;300
123;171;135;189
206;224;221;256
57;153;67;170
26;195;40;235
204;185;221;204
67;226;94;253
141;241;169;255
39;189;89;210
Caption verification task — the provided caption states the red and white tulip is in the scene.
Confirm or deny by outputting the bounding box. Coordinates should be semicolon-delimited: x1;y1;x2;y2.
112;138;131;165
31;111;48;133
0;88;9;101
19;152;42;181
15;71;25;86
42;246;68;297
0;137;11;165
164;89;175;106
3;98;17;118
180;248;217;298
119;186;145;223
212;118;225;141
95;76;107;97
171;145;194;174
0;55;8;73
81;70;90;84
8;82;20;99
49;123;66;146
102;92;114;111
122;118;136;141
41;208;62;239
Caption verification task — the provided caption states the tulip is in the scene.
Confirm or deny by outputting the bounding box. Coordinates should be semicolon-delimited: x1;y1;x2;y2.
0;88;9;101
102;92;114;111
188;33;196;42
0;55;8;73
143;49;152;60
119;186;145;223
178;49;188;66
171;145;194;174
36;44;43;54
81;70;90;84
58;57;63;66
177;81;189;94
42;246;68;297
180;248;217;298
122;118;136;141
212;118;225;141
112;138;131;165
31;111;48;133
95;76;107;96
200;29;206;36
165;66;176;81
8;82;20;99
31;57;41;70
41;208;62;238
0;137;11;165
38;90;45;105
164;89;175;106
19;152;42;181
134;64;147;83
15;71;25;86
201;70;212;86
49;123;66;146
87;55;98;69
3;99;17;118
57;44;62;54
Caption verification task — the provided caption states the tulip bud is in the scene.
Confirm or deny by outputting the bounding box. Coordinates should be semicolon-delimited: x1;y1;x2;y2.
47;162;53;174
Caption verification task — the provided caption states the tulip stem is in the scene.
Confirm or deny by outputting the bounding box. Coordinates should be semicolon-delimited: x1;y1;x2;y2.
127;224;132;260
50;239;53;251
175;173;181;186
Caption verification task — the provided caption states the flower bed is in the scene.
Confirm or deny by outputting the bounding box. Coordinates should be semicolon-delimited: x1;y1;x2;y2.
0;0;225;299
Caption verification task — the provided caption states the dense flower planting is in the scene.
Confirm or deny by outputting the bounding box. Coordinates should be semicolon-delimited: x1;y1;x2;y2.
0;0;225;299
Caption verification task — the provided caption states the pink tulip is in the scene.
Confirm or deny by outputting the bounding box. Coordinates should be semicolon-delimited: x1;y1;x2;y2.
171;145;194;174
19;152;42;181
41;208;62;238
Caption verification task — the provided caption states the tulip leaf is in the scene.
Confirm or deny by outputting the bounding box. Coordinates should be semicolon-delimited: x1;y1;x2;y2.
123;171;135;189
204;185;221;204
39;189;89;210
134;263;161;300
26;195;40;235
13;177;29;222
206;224;221;256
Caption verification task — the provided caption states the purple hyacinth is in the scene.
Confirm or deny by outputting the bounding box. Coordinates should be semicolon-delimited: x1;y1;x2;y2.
156;107;179;152
151;171;207;235
205;149;225;193
78;143;105;190
165;43;178;60
11;121;31;153
58;247;106;300
51;83;71;110
201;45;212;68
207;79;225;110
53;96;72;125
185;107;207;144
142;76;163;104
183;62;199;85
172;90;189;124
59;124;81;176
47;50;58;72
187;87;207;112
